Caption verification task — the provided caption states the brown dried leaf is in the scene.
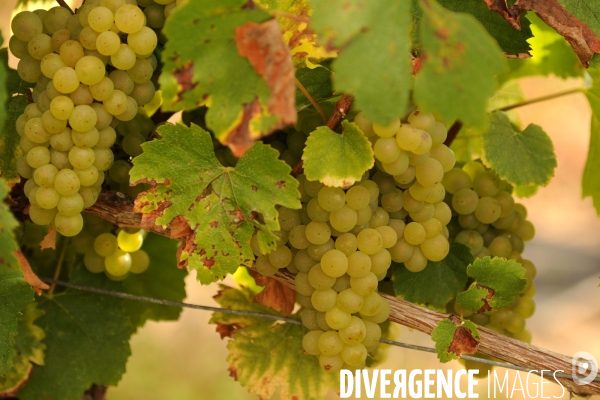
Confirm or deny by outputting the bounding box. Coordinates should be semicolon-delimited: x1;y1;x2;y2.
252;270;296;316
39;225;56;250
448;325;479;357
484;0;600;66
15;251;49;295
232;18;296;156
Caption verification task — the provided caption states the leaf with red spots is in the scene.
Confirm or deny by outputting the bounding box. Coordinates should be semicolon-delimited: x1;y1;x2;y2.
160;0;296;157
456;256;527;313
210;285;337;400
130;124;300;284
431;317;480;363
414;0;506;126
0;178;34;376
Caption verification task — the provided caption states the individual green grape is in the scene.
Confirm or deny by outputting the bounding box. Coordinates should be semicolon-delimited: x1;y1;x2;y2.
302;330;323;355
117;229;144;252
475;197;502;224
335;233;357;256
94;232;118;256
421;218;442;239
144;4;166;28
493;190;515;218
317;331;344;356
513;328;532;343
71;127;99;147
108;161;132;185
114;96;138;121
307;239;335;261
288;225;308;250
396;124;421;151
305;199;329;225
369;248;392;275
129;249;150;274
341;343;368;366
25;117;51;144
408;181;434;202
329;205;357;233
59;40;84;68
26;146;50;169
84;250;106;273
409;202;434;223
311;288;337;312
346;251;371;278
73;55;105;86
114;4;145;33
48;128;72;152
380;189;403;213
473;171;502;197
361;320;382;348
408;111;436;131
319;353;344;373
103;89;128;115
336;288;364;314
372;119;400;138
381;151;409;175
111;44;137;70
69;84;94;106
12;11;43;42
331;274;350;293
338;316;366;346
17;55;42;83
404;246;427;272
268;245;292;269
88;6;114;33
29;204;57;225
54;211;83;236
294;272;314;296
10;35;30;59
373;226;396;249
89;77;115;103
129;81;156;106
420;234;449;261
458;213;479;230
514;297;535;318
349;272;378;296
514;220;535;241
358;180;379;202
69;104;97;132
305;221;331;245
127;58;153;84
490;309;512;330
119;133;145;157
441;168;472;195
461;160;485;181
277;207;301;231
17;156;34;179
318;187;345;212
68;146;95;169
28;33;53;60
53;169;80;196
105;248;132;276
294;250;317;273
57;193;84;217
359;292;383;317
353;206;370;226
109;70;134;95
79;26;100;50
301;309;320;330
455;230;484;254
415;158;443;187
366;207;388;228
93;148;114;171
325;306;352;330
320;249;348;278
452;188;479;215
361;297;390;324
308;264;336;290
412;129;433;155
255;255;279;277
127;26;158;55
488;236;512;258
50;96;74;121
429;121;448;146
403;222;425;246
374;137;402;163
345;185;370;210
33;164;58;188
356;228;383;255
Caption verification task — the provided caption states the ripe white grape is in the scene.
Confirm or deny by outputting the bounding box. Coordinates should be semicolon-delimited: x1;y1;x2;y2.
127;27;158;55
88;6;114;33
114;96;138;121
29;204;57;225
93;148;115;171
59;40;85;68
57;193;84;216
55;212;84;236
356;228;382;255
75;56;106;85
12;11;43;42
302;330;323;355
53;67;80;93
73;166;99;186
54;168;81;195
26;146;50;168
72;127;100;147
34;164;58;187
68;146;96;169
105;248;132;276
49;128;74;151
129;250;150;274
28;33;53;60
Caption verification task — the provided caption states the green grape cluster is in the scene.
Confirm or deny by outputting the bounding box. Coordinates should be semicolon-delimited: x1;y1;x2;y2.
354;110;454;271
443;161;537;343
12;0;160;237
251;175;405;372
72;214;150;280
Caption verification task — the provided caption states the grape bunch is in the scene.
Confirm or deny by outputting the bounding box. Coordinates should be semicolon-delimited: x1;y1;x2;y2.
71;214;150;280
354;110;455;272
443;162;537;343
250;175;406;372
12;0;159;237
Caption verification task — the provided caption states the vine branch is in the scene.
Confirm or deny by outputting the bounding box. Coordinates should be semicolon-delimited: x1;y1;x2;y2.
495;87;584;112
443;121;463;147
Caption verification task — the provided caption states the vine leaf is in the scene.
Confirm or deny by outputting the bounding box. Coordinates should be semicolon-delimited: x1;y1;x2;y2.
0;179;34;376
250;270;296;316
210;285;338;400
392;243;473;311
432;317;480;363
414;0;505;126
302;121;374;187
160;0;295;157
17;268;135;400
121;233;187;329
295;61;333;111
583;68;600;214
15;251;49;295
130;123;300;284
456;256;526;313
484;0;600;66
437;0;532;56
310;0;412;125
0;303;45;396
482;111;557;187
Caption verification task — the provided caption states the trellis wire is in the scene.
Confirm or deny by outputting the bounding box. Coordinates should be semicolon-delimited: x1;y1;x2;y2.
40;277;599;383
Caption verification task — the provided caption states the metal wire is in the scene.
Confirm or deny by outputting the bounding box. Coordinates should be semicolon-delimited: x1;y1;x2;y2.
41;277;600;383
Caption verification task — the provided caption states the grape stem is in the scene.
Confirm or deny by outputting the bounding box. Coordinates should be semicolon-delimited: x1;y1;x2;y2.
443;120;463;147
56;0;74;14
291;93;354;176
294;77;328;124
48;237;70;295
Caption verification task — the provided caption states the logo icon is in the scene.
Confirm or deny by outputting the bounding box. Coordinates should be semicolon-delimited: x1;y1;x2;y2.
572;351;598;385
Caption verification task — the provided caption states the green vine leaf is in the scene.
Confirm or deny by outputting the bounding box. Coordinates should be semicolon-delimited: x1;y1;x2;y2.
130;124;300;284
583;68;600;214
0;179;33;376
432;318;480;363
0;303;45;395
456;256;527;313
17;268;135;400
483;111;557;187
295;62;333;112
310;0;412;124
121;234;187;329
160;0;296;156
415;0;505;126
392;243;473;311
211;285;337;400
302;121;374;187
